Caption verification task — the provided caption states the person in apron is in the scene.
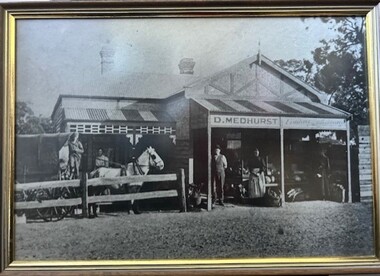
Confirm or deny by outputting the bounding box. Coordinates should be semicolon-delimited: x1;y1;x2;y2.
247;148;266;198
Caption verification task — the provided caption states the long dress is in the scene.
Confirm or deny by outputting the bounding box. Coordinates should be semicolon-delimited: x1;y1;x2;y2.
248;156;266;198
68;139;84;178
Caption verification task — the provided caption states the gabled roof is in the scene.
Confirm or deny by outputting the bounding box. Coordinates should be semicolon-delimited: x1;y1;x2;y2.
180;53;326;103
51;53;351;125
51;72;197;118
183;55;258;90
258;54;323;102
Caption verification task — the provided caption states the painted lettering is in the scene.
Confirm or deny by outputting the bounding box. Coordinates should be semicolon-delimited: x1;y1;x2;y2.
214;116;221;123
210;115;281;128
225;117;233;124
210;115;345;130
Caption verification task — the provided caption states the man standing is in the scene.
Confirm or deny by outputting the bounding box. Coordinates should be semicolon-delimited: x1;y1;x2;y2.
212;145;228;206
316;147;331;200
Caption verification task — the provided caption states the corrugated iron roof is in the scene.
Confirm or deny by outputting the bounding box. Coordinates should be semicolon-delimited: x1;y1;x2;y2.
193;98;350;118
65;108;91;120
64;108;174;123
87;108;109;121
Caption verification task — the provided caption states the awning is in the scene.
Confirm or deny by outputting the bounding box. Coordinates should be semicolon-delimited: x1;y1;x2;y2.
193;98;350;119
64;108;174;123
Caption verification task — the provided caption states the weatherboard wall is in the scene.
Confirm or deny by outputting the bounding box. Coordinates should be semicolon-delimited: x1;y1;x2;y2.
358;125;373;203
165;96;192;183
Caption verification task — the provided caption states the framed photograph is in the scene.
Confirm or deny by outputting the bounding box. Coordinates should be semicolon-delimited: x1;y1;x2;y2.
2;1;380;275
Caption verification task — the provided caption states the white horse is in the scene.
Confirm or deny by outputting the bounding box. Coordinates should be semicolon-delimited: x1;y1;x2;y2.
89;147;164;217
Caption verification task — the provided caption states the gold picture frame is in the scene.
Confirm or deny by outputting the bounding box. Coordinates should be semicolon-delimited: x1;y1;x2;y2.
2;1;380;275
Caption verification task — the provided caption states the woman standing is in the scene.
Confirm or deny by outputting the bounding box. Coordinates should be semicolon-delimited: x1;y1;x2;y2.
68;132;84;179
247;148;266;198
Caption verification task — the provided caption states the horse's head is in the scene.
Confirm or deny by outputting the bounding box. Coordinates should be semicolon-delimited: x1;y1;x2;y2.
146;146;164;171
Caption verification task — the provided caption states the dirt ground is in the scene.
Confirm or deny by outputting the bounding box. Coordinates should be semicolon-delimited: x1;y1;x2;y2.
15;201;374;260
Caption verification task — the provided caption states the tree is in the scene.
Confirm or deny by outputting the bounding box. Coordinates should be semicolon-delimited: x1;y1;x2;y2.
312;18;367;126
275;59;314;84
16;101;54;134
275;17;368;134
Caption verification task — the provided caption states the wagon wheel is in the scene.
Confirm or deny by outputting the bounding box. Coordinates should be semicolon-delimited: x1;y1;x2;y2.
15;190;35;219
19;189;41;220
36;187;73;222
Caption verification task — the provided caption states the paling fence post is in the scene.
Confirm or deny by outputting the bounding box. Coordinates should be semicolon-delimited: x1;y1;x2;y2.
178;168;187;212
81;173;89;218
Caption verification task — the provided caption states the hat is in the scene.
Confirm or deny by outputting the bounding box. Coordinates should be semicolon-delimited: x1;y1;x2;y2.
215;145;221;149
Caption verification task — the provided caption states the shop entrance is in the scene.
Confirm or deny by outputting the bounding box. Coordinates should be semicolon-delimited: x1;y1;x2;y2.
284;129;349;202
211;128;281;200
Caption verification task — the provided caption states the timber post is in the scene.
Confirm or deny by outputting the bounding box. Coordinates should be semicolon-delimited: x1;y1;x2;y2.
178;168;187;212
81;173;89;218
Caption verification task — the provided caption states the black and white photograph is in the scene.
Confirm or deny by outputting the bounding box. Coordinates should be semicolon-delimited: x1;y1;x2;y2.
14;16;375;260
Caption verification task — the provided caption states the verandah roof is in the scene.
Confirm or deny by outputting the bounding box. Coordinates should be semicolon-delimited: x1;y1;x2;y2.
192;97;351;119
63;108;174;123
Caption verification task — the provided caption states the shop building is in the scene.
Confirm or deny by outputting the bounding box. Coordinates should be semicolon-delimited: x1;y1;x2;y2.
51;56;197;175
51;53;353;209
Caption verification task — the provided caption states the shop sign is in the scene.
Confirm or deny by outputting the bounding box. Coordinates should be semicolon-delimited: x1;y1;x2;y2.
281;117;347;130
210;115;347;130
210;115;280;128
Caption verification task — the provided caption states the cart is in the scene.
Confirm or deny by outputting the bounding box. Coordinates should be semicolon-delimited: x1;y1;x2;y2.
15;133;81;222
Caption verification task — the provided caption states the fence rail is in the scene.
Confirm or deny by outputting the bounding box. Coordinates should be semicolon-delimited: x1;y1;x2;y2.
15;179;80;191
16;198;82;210
15;169;187;217
87;190;179;204
86;174;177;187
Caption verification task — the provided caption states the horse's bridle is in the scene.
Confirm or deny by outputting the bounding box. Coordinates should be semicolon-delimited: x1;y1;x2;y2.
132;149;159;175
132;158;145;175
148;151;161;168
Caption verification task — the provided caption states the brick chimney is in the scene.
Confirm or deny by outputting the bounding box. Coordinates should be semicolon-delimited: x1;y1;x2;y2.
178;58;195;75
99;42;115;75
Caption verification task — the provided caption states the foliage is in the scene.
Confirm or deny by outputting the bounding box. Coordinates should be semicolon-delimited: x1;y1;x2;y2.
16;102;54;134
275;59;314;84
275;17;368;133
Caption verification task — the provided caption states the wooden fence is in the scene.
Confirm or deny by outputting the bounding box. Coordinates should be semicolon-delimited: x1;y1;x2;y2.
358;125;373;202
15;169;187;216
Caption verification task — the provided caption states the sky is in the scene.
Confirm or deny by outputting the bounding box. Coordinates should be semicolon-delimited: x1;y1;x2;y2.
16;17;345;117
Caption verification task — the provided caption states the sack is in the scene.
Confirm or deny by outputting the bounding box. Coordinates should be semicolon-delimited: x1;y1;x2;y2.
263;187;282;207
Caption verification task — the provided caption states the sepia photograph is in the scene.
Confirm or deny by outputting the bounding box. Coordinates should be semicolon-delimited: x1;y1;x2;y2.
13;16;375;261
